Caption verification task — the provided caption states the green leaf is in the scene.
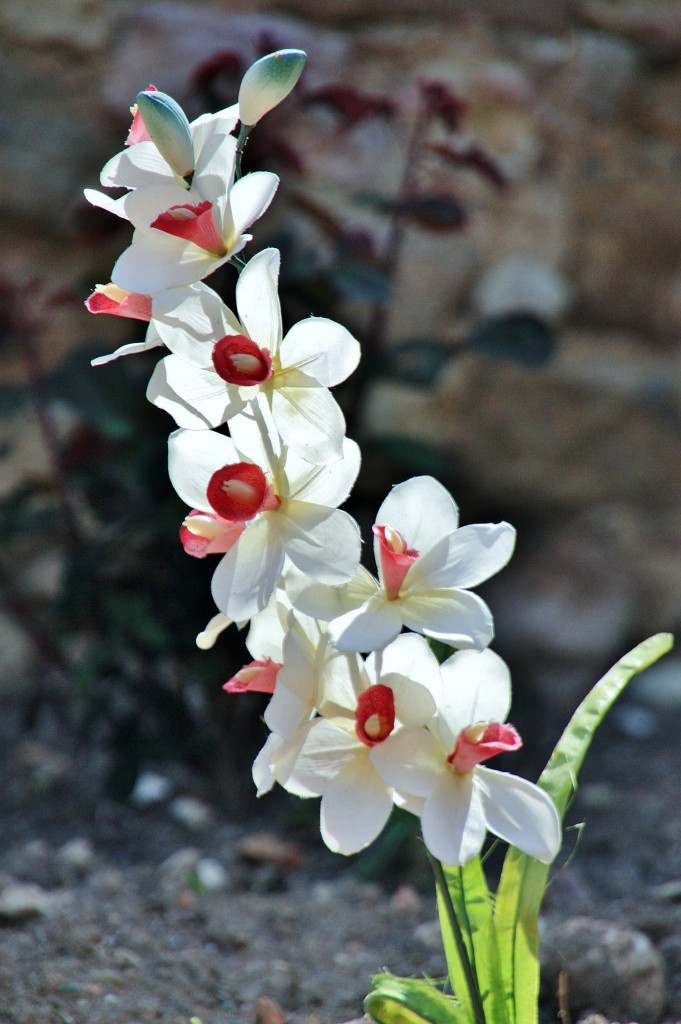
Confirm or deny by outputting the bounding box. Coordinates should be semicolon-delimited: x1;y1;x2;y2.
330;258;392;303
493;633;674;1024
366;973;469;1024
388;339;451;386
466;314;555;367
437;859;509;1024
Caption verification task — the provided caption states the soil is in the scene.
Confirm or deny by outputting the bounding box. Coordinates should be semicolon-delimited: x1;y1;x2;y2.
1;686;681;1024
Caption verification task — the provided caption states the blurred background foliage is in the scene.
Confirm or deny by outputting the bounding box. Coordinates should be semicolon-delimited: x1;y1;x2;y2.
2;2;681;837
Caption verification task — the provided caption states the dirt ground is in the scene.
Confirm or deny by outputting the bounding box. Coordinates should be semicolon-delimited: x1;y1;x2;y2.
1;682;681;1024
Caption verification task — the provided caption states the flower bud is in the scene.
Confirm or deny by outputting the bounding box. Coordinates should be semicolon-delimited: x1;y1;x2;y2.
135;89;195;179
238;49;307;126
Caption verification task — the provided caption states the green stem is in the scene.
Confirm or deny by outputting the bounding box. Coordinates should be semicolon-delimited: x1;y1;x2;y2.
428;853;487;1024
234;123;252;180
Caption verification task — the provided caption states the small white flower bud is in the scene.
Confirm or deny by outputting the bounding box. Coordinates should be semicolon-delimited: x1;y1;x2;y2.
238;49;307;127
135;89;195;179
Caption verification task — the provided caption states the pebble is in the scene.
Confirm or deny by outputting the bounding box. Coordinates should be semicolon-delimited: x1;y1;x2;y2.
413;920;443;951
541;915;668;1023
0;882;50;920
57;837;95;873
168;796;213;830
195;857;229;892
236;833;305;870
131;771;173;807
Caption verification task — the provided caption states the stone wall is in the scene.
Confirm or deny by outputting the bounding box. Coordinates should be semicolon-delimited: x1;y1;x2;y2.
2;0;681;704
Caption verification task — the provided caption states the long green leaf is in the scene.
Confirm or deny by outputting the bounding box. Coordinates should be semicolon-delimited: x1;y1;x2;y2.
436;858;509;1024
493;632;673;1024
365;973;470;1024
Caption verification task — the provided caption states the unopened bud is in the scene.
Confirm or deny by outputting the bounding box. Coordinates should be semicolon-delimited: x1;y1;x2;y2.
135;89;195;179
238;49;307;127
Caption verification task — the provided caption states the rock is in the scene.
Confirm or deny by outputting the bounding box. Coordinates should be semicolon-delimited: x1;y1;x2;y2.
541;916;668;1024
57;837;96;875
195;858;229;892
0;0;112;51
168;795;213;830
0;883;50;920
236;833;305;870
569;31;639;120
413;920;443;950
130;771;173;807
473;254;573;321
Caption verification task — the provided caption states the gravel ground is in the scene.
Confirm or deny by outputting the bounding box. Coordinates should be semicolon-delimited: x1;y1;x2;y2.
1;689;680;1024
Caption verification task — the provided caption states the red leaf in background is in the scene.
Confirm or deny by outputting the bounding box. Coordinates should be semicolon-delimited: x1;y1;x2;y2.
419;80;467;131
429;141;509;191
304;85;396;125
190;50;244;98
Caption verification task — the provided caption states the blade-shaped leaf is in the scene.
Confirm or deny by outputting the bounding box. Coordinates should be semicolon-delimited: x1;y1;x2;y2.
437;858;509;1024
493;632;674;1024
365;973;469;1024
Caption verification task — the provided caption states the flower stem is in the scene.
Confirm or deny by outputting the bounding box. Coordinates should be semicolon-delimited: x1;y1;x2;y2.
234;123;252;180
427;852;487;1024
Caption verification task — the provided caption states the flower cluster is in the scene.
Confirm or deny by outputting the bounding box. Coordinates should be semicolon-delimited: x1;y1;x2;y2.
87;51;560;868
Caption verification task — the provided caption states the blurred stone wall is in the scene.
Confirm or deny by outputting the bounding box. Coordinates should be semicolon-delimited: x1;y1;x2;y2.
2;0;681;705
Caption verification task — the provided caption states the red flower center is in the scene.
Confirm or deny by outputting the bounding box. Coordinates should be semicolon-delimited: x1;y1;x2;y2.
206;463;278;521
447;721;522;775
151;201;226;256
373;524;419;600
355;684;396;747
212;334;273;386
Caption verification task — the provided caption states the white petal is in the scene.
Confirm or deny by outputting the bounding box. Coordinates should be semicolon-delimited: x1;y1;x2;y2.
84;188;130;220
228;171;279;238
153;284;241;367
329;593;403;653
400;589;494;649
476;767;561;863
438;649;512;747
321;755;394;854
285;565;378;622
196;611;232;650
192;132;237;203
271;385;346;465
100;142;175;189
246;597;286;661
374;477;459;558
286;436;361;506
167;428;238;510
286;718;359;796
236;248;282;352
278;503;361;584
406;523;516;592
147;356;243;429
421;774;486;866
264;682;311;740
370;726;444;798
280;317;360;387
91;335;163;366
123;183;195;233
211;518;284;621
112;234;218;294
369;633;442;709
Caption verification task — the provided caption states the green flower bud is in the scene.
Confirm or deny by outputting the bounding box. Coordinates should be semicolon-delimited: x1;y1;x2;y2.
136;89;195;179
238;49;307;127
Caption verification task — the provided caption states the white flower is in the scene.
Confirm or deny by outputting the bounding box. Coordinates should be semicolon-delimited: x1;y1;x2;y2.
147;248;360;464
371;648;561;866
266;633;442;854
288;476;516;652
167;409;361;621
110;163;278;293
84;101;239;211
